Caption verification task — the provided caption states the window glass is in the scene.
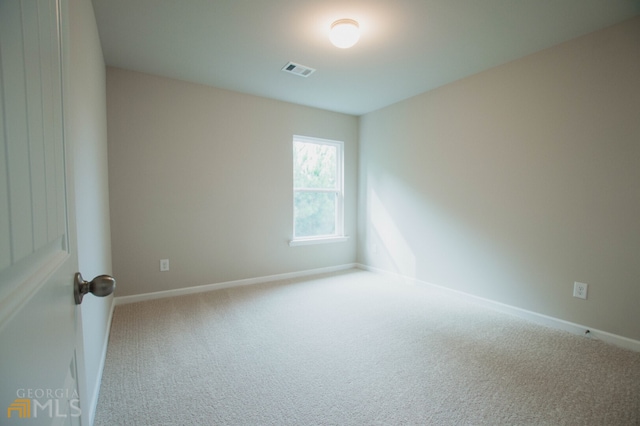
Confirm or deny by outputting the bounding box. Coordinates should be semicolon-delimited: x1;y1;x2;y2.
293;141;337;189
292;136;344;241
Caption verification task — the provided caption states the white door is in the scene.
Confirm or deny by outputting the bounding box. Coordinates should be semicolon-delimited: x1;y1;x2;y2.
1;0;83;424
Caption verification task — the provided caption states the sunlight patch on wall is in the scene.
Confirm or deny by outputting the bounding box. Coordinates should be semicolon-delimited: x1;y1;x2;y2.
370;189;416;278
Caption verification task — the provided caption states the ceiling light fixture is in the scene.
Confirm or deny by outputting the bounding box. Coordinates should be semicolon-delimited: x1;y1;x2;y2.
329;19;360;49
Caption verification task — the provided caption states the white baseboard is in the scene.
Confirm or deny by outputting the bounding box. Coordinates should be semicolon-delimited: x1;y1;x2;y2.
357;264;640;352
115;263;358;306
86;295;115;426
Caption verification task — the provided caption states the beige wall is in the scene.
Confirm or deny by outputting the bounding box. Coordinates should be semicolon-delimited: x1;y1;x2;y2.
358;17;640;341
107;68;358;297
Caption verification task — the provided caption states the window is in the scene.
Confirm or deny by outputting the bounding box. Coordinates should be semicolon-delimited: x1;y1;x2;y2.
290;135;347;246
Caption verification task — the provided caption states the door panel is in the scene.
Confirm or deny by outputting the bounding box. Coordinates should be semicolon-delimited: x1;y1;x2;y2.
1;0;82;424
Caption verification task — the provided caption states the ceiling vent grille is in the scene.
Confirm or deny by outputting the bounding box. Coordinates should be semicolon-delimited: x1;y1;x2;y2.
282;61;316;77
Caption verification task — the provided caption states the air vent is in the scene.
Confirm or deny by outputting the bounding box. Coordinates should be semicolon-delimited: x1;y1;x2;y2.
281;61;316;77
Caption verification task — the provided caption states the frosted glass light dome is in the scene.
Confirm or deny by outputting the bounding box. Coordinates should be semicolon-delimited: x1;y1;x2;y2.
330;19;360;48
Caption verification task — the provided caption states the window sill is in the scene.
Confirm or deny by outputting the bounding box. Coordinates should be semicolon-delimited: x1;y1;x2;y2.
289;236;349;247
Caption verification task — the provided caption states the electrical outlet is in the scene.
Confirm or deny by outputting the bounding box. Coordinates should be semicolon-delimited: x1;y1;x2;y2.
573;282;588;299
160;259;170;272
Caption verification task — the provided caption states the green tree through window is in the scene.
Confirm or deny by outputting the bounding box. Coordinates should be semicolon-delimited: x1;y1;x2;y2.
293;136;344;240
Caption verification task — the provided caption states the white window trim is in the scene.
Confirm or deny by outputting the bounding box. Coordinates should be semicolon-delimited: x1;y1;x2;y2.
289;236;349;247
290;135;346;246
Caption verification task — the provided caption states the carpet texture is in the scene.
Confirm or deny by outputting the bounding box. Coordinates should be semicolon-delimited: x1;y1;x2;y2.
95;269;640;425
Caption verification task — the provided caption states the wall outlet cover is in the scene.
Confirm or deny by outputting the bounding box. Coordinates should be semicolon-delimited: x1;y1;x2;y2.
573;282;588;299
160;259;170;272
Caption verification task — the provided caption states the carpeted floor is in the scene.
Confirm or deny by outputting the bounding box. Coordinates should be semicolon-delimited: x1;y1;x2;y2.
94;269;640;425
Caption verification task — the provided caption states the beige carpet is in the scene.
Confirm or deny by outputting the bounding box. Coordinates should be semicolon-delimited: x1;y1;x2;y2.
95;269;640;425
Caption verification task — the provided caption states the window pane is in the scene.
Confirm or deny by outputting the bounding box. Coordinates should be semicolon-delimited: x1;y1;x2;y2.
294;191;336;237
293;141;337;189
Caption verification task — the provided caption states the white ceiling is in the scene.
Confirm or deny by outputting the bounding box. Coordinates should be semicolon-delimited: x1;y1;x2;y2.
92;0;640;116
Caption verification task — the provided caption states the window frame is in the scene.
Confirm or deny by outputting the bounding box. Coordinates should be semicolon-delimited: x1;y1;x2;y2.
290;135;347;246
